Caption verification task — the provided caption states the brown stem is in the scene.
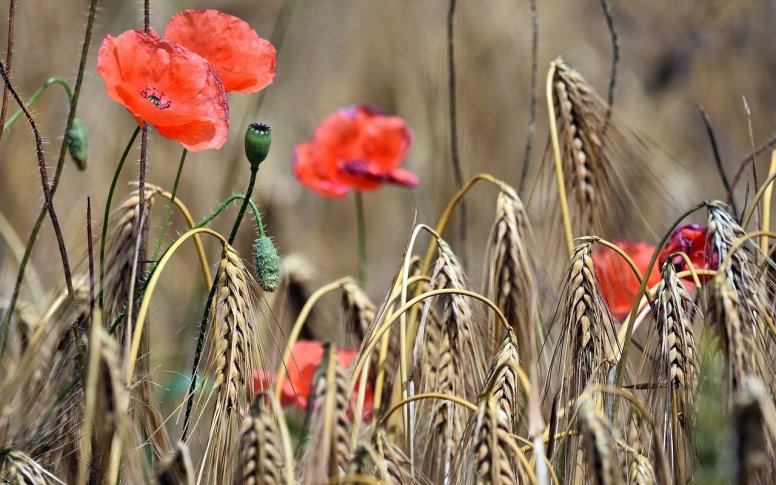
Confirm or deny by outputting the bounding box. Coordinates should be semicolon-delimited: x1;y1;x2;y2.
0;0;16;144
0;61;73;297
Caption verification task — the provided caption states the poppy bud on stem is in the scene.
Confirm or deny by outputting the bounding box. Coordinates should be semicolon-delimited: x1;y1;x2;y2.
245;122;271;169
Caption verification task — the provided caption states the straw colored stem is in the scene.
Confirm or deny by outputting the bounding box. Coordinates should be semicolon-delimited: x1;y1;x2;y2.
377;392;478;429
760;150;776;255
547;61;574;254
126;227;227;385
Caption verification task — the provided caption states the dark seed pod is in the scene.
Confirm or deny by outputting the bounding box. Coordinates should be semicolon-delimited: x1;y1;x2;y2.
245;123;271;169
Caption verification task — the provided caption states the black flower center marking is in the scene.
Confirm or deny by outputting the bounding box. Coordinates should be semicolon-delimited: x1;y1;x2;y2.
140;86;171;110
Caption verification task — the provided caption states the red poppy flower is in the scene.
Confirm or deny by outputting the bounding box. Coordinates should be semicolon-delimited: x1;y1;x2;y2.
657;224;717;279
593;226;715;321
253;340;374;420
593;241;661;321
292;106;418;198
165;10;276;94
97;29;228;151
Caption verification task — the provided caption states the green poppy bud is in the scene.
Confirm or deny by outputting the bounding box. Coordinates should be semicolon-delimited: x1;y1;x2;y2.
68;117;89;170
254;236;280;292
245;123;271;169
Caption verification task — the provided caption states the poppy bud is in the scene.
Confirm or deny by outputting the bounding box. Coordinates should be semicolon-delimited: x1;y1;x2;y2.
245;123;271;169
254;236;280;292
68;117;89;170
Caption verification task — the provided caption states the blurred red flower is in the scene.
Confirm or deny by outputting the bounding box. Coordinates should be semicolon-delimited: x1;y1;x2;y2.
293;106;418;198
165;10;276;94
593;225;715;321
97;29;228;151
253;340;374;420
594;241;661;321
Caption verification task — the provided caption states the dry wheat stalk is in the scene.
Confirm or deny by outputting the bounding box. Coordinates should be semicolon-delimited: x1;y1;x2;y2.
414;240;488;483
646;261;698;481
706;202;775;392
236;397;288;485
201;244;264;484
484;190;539;363
551;59;616;237
577;396;623;485
154;442;194;485
299;344;352;484
451;395;520;485
341;278;376;344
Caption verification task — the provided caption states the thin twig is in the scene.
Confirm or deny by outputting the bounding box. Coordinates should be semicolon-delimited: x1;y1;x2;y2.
0;61;73;298
447;0;467;265
519;0;538;197
0;0;16;144
600;0;618;132
0;0;99;357
698;105;736;215
730;133;776;200
743;97;759;228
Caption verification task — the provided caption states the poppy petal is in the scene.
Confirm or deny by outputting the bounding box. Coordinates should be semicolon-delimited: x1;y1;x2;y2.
97;29;229;150
165;9;276;93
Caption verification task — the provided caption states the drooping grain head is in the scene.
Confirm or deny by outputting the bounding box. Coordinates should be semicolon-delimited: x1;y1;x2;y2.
236;399;287;485
484;190;539;363
202;244;266;484
299;343;352;484
484;333;522;433
341;278;376;344
577;396;623;485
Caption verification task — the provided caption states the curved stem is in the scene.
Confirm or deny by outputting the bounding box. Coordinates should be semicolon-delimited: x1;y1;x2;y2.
377;392;477;429
3;77;73;130
422;173;516;274
182;167;261;439
98;127;141;309
152;148;187;260
446;0;467;261
126;227;227;385
355;190;367;288
742;168;776;230
273;278;350;401
613;202;706;389
547;60;574;254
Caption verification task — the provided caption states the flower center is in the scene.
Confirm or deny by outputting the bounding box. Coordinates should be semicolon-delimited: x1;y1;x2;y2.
140;86;171;110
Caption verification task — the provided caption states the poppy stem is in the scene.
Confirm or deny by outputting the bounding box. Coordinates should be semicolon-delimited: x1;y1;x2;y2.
228;165;259;245
3;77;73;130
98;127;141;310
355;190;367;288
152;148;188;260
0;0;15;145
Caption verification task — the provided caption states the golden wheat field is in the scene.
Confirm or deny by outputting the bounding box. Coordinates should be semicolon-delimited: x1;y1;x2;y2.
1;0;776;483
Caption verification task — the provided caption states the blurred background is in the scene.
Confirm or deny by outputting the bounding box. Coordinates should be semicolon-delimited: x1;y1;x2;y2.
0;0;774;383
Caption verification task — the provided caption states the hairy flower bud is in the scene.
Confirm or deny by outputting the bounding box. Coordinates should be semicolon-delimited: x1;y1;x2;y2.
68;117;89;170
254;236;280;292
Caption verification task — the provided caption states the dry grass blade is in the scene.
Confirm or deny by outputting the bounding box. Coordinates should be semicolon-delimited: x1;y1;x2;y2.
577;396;623;485
201;244;265;484
484;190;539;363
236;395;289;485
706;201;776;392
414;240;488;482
299;343;352;484
154;442;194;485
645;261;698;481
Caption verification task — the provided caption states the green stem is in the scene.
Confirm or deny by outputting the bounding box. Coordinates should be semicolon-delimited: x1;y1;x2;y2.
228;167;259;244
151;148;187;260
98;127;141;309
183;168;260;439
3;77;73;130
355;190;367;288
